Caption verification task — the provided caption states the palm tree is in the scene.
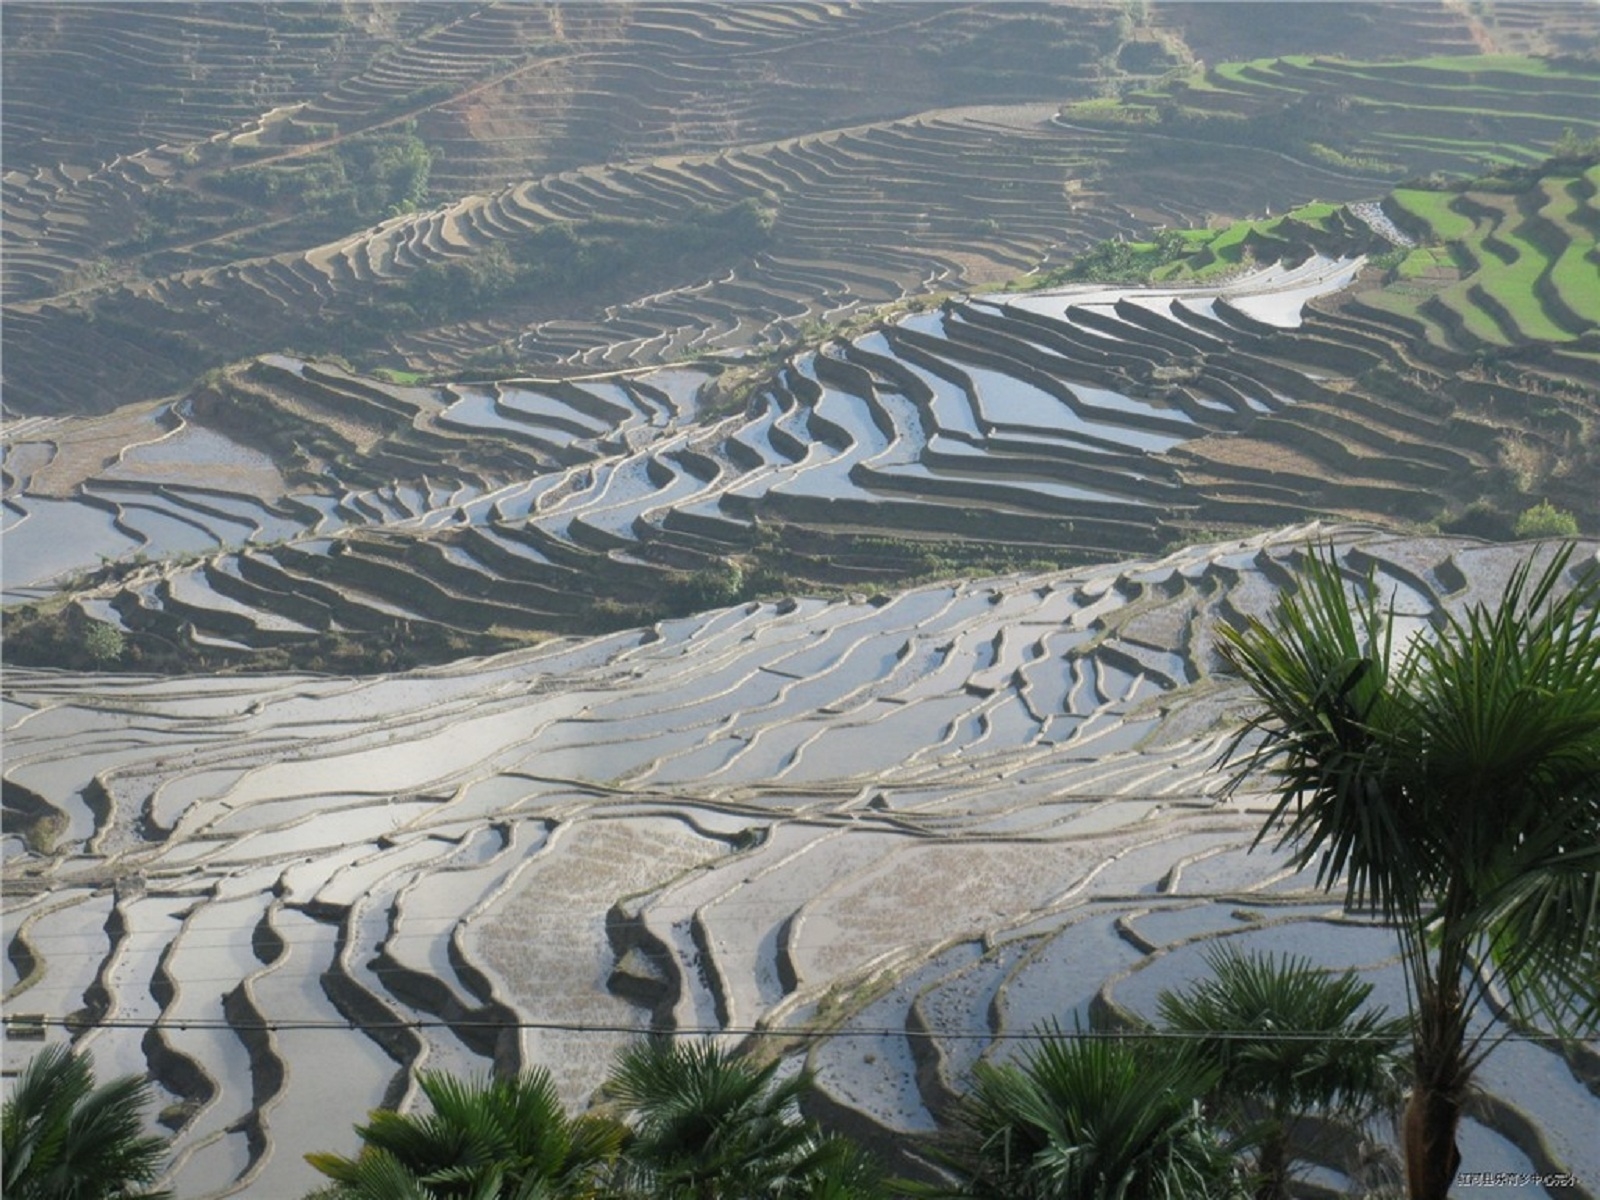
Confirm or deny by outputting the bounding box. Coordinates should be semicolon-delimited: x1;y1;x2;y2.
1156;945;1406;1200
305;1067;623;1200
604;1038;876;1200
936;1031;1241;1200
1218;542;1600;1200
1;1044;172;1200
788;1138;890;1200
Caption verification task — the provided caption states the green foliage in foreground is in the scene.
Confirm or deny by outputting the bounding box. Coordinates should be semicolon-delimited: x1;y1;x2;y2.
605;1040;881;1200
307;1068;624;1199
1157;948;1406;1200
927;1032;1242;1200
2;1045;172;1200
928;949;1408;1200
1219;543;1600;1198
307;1042;884;1200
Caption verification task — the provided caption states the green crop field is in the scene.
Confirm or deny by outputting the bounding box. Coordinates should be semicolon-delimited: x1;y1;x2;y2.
1375;160;1600;347
1390;190;1479;241
1538;176;1600;328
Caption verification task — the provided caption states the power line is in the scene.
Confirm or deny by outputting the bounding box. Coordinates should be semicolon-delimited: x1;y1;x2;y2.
8;1014;1588;1046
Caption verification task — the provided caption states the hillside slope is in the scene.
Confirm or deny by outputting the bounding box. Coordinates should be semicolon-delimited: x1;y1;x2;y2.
5;10;1600;1196
5;2;1598;413
6;528;1598;1198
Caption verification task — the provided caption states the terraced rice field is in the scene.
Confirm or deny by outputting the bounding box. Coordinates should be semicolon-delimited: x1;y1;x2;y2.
11;211;1600;670
12;257;1524;665
6;529;1597;1197
1373;164;1600;350
6;5;1600;411
1113;53;1600;177
5;6;1600;1197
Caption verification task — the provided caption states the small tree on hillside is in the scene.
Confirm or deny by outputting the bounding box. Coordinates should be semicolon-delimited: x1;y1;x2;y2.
1513;500;1579;540
84;620;126;665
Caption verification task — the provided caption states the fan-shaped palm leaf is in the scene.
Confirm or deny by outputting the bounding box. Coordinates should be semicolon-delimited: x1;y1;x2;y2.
306;1067;621;1200
606;1039;856;1200
942;1031;1239;1200
1;1045;171;1200
1158;945;1405;1199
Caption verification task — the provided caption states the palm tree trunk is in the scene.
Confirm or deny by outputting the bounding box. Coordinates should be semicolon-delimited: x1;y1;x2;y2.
1402;932;1472;1200
1255;1126;1292;1200
1402;1082;1461;1200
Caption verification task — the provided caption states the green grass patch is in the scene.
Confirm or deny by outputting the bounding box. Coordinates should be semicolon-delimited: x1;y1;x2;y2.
1151;256;1236;283
1043;201;1357;287
1431;286;1517;346
371;367;427;385
1370;132;1547;164
1536;177;1600;328
1059;98;1159;125
1475;281;1568;343
1355;287;1455;351
1455;193;1575;341
1028;146;1594;358
1284;201;1339;224
1068;96;1132;112
1361;157;1597;351
1211;58;1300;90
1016;228;1196;287
1395;247;1456;279
1099;51;1599;184
1360;99;1595;131
1291;55;1567;92
1390;189;1478;242
1392;55;1565;77
1202;221;1256;257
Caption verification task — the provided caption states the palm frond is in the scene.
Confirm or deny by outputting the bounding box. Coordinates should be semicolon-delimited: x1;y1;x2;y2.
948;1029;1237;1200
1218;539;1600;1194
1;1046;171;1199
309;1066;617;1199
1398;545;1600;1033
1218;545;1429;920
1157;945;1406;1128
606;1038;843;1199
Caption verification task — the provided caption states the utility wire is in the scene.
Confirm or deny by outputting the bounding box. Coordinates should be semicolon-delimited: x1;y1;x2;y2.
7;1014;1588;1046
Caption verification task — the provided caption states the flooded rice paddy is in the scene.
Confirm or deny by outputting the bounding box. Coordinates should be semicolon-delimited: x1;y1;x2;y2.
5;529;1597;1197
4;265;1362;627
